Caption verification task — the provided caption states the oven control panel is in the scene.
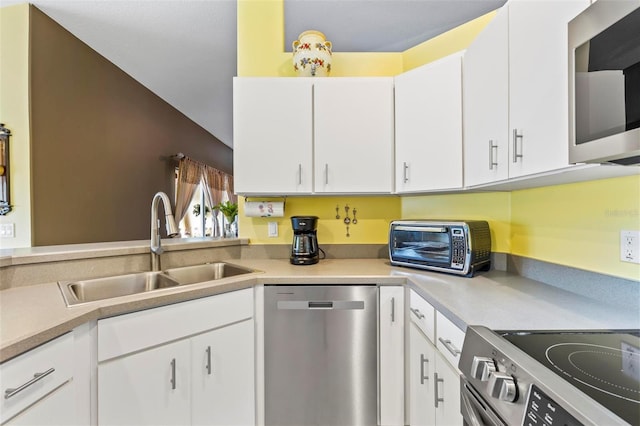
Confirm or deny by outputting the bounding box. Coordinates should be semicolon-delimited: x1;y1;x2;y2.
523;385;581;426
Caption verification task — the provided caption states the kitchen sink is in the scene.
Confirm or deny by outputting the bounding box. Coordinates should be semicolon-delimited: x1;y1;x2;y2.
58;271;180;306
164;262;256;285
58;263;257;306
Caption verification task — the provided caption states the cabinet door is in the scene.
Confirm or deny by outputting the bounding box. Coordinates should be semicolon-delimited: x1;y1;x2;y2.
508;0;590;177
314;78;394;193
463;6;510;187
379;286;404;426
6;382;76;426
408;323;436;426
434;350;463;426
98;339;191;426
191;319;255;426
395;53;463;192
233;78;313;194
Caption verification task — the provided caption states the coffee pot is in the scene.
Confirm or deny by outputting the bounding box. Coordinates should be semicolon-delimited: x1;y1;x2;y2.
290;216;320;265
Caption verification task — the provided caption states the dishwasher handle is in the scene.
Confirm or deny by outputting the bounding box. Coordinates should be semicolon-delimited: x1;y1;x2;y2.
277;300;365;310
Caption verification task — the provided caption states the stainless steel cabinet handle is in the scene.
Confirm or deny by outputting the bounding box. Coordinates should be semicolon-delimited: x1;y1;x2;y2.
439;337;462;357
403;162;409;183
420;354;429;385
410;307;425;319
324;164;329;185
489;140;498;170
298;164;302;185
206;346;212;375
512;129;523;163
4;368;55;400
391;297;395;323
170;358;176;390
434;372;444;408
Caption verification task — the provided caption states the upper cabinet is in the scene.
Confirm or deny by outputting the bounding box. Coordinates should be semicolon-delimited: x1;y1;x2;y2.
395;52;464;193
233;77;394;195
233;78;314;195
314;78;394;194
464;0;591;187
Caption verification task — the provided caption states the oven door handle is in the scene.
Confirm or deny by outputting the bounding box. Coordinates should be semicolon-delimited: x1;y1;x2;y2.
460;380;507;426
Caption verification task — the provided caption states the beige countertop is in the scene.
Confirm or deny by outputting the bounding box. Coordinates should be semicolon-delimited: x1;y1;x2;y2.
2;258;638;363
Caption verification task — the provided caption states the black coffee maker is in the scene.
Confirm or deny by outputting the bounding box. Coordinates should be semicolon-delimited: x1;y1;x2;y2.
290;216;319;265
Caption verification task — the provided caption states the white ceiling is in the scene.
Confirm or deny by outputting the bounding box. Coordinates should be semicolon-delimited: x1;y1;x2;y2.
3;0;505;148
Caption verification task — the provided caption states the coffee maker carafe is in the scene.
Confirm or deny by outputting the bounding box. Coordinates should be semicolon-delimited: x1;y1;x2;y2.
290;216;319;265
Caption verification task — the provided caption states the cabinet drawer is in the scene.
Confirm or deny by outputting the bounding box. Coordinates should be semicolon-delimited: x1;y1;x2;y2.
408;289;435;344
436;311;465;370
98;288;253;362
0;333;74;424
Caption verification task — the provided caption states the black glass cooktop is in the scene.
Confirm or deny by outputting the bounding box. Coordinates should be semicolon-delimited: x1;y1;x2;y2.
500;330;640;425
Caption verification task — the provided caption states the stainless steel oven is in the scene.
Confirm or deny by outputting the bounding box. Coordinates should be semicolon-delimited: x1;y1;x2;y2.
459;326;639;426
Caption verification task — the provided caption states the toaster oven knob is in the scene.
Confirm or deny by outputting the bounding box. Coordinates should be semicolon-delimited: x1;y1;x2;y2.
471;356;496;381
488;372;517;402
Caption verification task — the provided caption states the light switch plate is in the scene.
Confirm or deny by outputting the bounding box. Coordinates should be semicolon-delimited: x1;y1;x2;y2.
268;222;278;237
620;230;640;264
0;223;15;238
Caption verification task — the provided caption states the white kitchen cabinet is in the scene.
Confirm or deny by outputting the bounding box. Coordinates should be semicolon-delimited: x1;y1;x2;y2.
464;0;590;187
408;322;436;426
463;5;510;187
0;333;75;425
407;289;464;426
97;289;254;426
233;78;314;194
395;52;464;193
233;77;394;195
379;286;405;426
99;338;192;426
314;78;395;193
191;320;254;426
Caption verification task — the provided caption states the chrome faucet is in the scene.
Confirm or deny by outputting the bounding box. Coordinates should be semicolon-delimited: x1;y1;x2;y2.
150;191;179;271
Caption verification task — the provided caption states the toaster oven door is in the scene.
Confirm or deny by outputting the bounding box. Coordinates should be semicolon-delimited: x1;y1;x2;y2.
390;225;452;266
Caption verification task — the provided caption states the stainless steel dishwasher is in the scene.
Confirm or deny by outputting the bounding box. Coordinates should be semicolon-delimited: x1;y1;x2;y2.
264;285;378;426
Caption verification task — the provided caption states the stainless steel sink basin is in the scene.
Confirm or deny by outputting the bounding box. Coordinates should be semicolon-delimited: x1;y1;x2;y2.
165;262;255;285
58;263;257;306
58;271;180;306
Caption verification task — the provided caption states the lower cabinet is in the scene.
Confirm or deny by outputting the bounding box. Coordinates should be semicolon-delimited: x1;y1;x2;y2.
97;289;255;426
408;289;463;426
0;333;76;425
379;286;405;426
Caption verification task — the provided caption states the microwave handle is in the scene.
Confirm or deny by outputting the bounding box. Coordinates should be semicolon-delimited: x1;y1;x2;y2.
395;226;447;233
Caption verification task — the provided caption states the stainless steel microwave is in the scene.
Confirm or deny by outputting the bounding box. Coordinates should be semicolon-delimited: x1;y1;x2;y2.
388;220;491;277
569;0;640;165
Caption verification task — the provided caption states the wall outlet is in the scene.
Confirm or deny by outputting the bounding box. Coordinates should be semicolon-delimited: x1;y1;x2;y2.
0;223;15;238
620;230;640;264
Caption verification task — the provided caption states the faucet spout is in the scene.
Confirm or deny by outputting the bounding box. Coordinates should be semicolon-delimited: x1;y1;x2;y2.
150;191;179;271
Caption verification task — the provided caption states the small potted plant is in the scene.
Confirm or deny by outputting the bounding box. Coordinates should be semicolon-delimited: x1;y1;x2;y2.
216;201;238;237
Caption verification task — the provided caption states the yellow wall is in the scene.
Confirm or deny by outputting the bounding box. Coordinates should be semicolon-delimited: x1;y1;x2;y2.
511;175;640;281
240;197;400;245
402;193;511;254
0;4;32;248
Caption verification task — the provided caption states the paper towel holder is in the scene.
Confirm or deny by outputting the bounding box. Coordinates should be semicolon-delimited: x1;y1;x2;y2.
243;197;286;218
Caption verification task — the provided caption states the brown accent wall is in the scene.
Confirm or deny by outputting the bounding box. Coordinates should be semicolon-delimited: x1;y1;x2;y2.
29;6;232;246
